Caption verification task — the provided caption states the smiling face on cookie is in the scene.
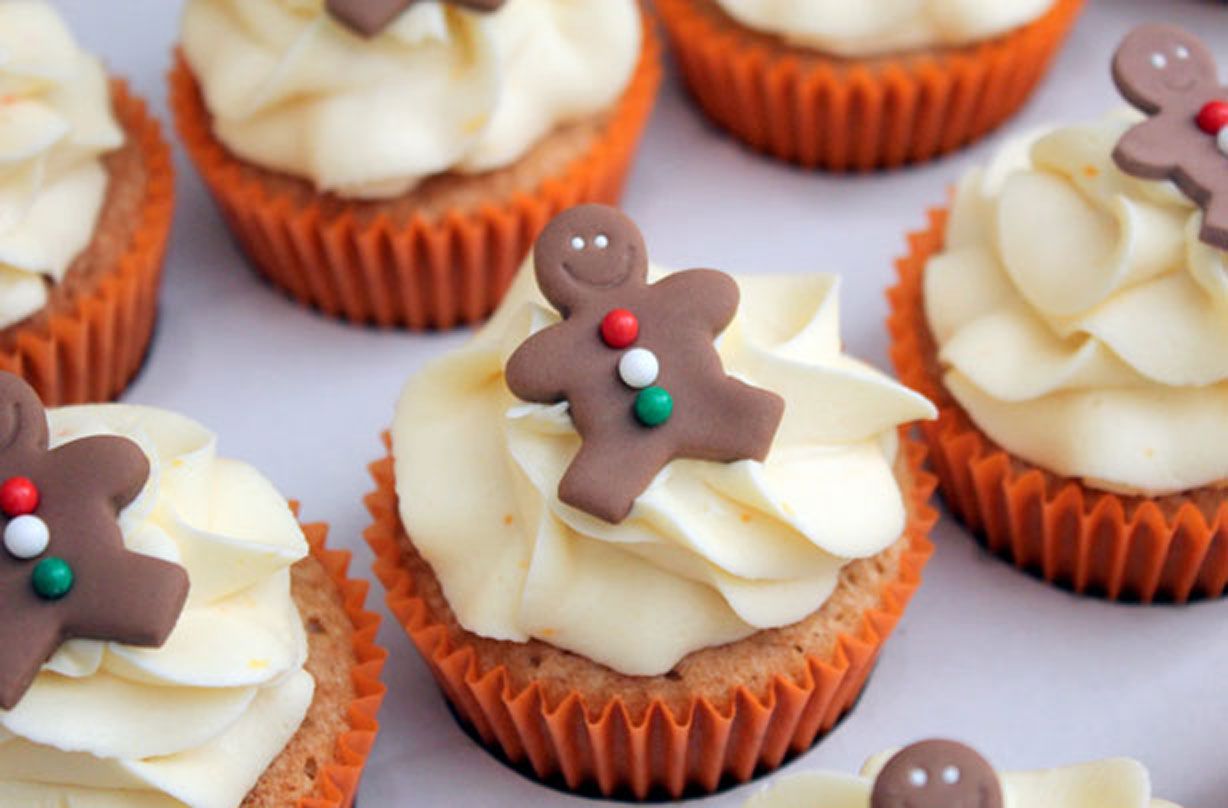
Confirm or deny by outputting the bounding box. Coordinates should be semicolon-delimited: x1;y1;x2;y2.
1112;24;1219;111
870;741;1003;808
533;204;647;314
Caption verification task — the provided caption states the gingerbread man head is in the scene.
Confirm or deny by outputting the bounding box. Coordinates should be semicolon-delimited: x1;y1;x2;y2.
1113;24;1219;113
870;740;1004;808
326;0;505;38
533;204;650;317
0;373;188;709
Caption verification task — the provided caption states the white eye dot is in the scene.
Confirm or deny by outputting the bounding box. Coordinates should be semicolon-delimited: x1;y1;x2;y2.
1175;45;1190;60
908;768;928;788
594;234;610;249
1151;52;1167;69
570;236;586;251
942;765;961;785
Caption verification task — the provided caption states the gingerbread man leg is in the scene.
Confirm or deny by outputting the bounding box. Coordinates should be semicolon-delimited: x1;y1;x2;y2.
689;380;785;462
1202;189;1228;249
559;435;674;524
0;603;61;709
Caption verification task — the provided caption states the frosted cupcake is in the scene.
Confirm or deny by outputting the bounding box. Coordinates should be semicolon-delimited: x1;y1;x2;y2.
171;0;661;328
744;739;1179;808
366;204;938;798
0;0;174;404
655;0;1084;170
0;372;384;806
890;25;1228;602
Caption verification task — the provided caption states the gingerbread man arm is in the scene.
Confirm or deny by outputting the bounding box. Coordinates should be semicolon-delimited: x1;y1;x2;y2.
505;326;575;404
50;437;150;511
1112;118;1179;180
652;270;740;335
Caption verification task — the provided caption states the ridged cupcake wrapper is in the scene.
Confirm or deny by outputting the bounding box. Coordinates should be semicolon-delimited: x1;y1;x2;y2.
364;432;937;799
168;22;662;330
655;0;1083;170
0;80;173;406
295;511;388;808
888;208;1228;603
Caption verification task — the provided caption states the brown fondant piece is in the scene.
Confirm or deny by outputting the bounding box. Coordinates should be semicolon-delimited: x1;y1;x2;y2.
325;0;505;38
1111;24;1228;250
0;374;188;710
505;205;785;524
871;740;1004;808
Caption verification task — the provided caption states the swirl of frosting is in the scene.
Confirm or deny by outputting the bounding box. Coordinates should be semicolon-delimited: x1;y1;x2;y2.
0;405;312;808
394;262;935;676
714;0;1055;57
0;0;124;331
180;0;642;199
743;753;1180;808
925;111;1228;496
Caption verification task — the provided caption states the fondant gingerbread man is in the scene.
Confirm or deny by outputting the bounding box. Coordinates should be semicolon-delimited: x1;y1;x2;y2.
1112;24;1228;250
506;205;785;524
326;0;504;38
871;740;1003;808
0;374;188;710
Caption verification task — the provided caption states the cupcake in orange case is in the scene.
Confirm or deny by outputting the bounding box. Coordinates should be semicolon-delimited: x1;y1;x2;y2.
366;204;938;798
890;25;1228;602
0;371;385;806
743;739;1181;808
170;0;661;329
655;0;1084;171
0;0;174;405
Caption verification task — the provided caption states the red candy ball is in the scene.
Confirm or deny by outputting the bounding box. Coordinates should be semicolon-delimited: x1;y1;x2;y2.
1197;100;1228;135
600;309;639;349
0;476;39;517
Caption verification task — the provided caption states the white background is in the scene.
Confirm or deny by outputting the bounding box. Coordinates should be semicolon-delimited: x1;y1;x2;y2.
49;1;1228;806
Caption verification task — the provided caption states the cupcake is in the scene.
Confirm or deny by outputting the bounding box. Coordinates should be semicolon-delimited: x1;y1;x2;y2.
170;0;661;329
655;0;1084;170
0;372;385;806
890;25;1228;602
0;0;174;405
366;204;938;798
743;739;1180;808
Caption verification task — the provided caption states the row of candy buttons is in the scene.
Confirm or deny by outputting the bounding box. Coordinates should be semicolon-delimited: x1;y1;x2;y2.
1;476;73;600
601;309;673;427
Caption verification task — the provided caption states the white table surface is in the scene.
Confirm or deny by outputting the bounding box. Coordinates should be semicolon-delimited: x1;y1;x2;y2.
49;1;1228;805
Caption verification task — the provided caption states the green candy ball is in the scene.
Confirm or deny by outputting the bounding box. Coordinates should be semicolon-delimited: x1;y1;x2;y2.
634;386;673;428
31;557;74;601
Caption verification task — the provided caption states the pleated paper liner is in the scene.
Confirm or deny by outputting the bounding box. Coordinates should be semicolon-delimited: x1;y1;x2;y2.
168;22;662;331
0;80;173;406
888;207;1228;604
281;510;387;808
364;431;937;799
655;0;1084;171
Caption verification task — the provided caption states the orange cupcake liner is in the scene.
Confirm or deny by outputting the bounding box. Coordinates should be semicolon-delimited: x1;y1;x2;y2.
655;0;1084;171
888;207;1228;603
295;509;388;808
364;431;937;799
168;21;662;330
1;80;173;406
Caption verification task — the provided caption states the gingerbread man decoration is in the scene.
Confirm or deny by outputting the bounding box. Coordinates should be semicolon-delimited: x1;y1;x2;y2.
870;740;1004;808
326;0;504;38
0;373;188;710
505;205;785;524
1112;24;1228;250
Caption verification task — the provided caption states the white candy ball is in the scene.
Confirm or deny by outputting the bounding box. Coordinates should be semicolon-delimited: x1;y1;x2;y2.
5;515;49;560
618;348;659;389
1219;126;1228;157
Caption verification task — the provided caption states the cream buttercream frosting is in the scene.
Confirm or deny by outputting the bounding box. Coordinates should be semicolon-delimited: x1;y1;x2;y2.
180;0;642;199
715;0;1055;57
925;110;1228;496
0;0;124;331
394;260;936;677
0;405;312;808
743;753;1180;808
